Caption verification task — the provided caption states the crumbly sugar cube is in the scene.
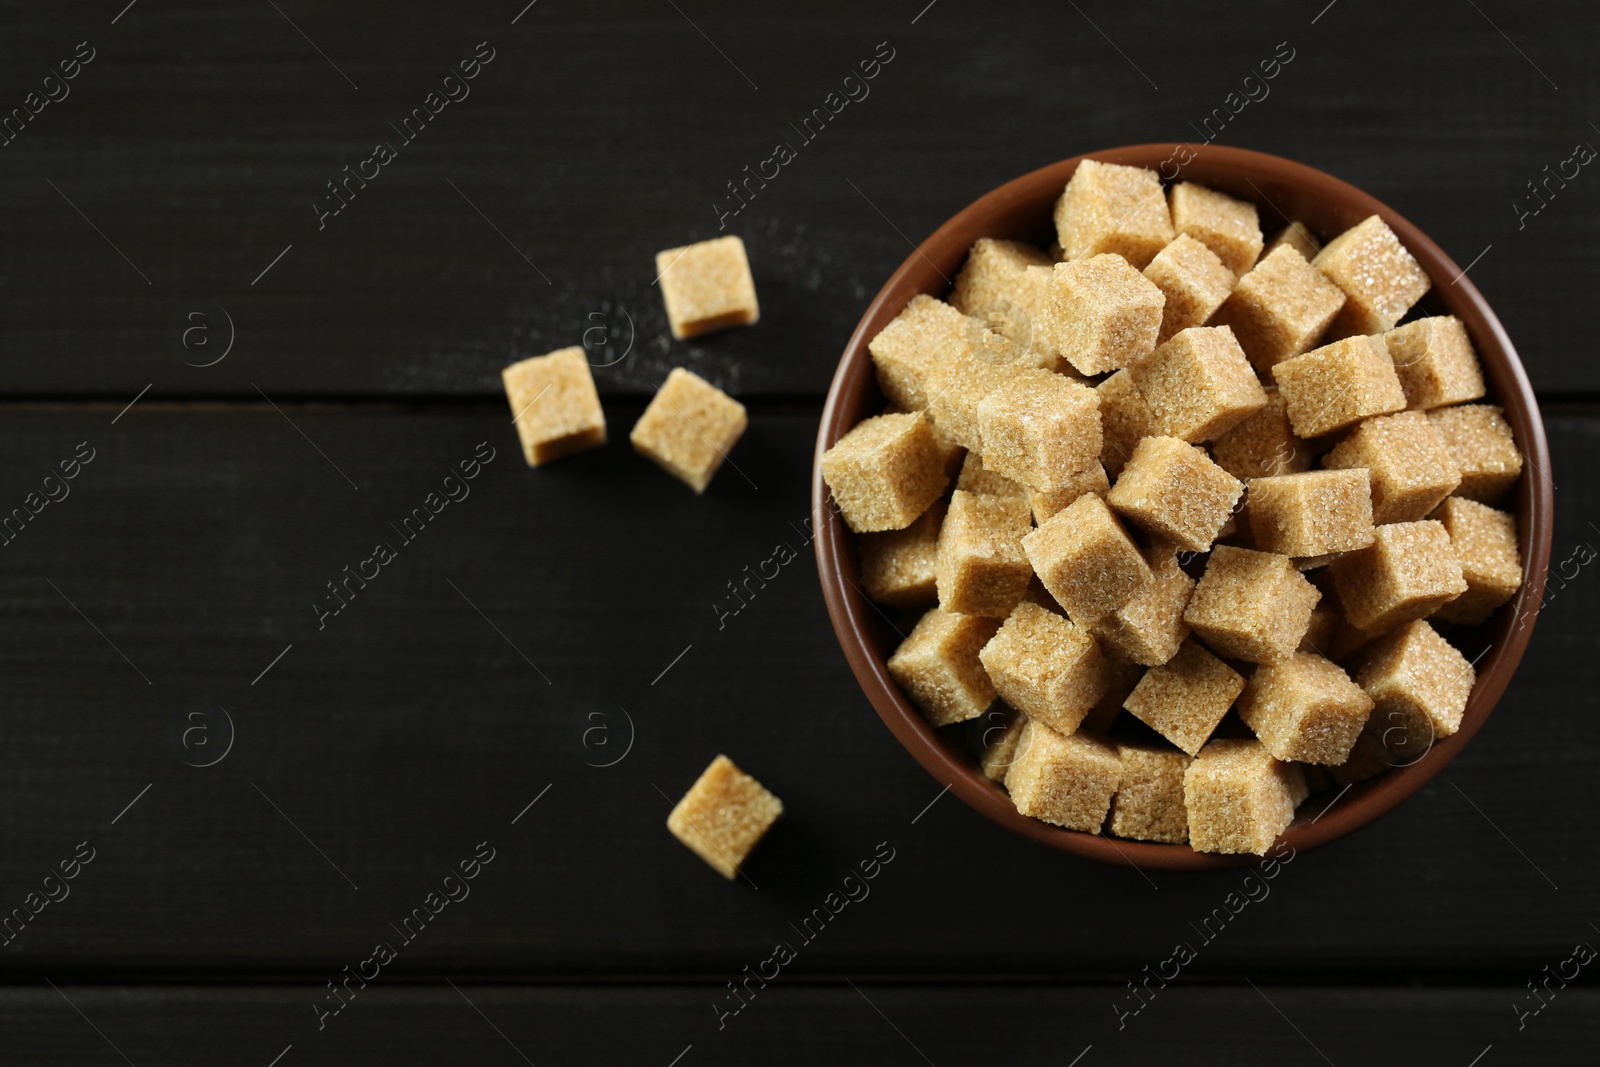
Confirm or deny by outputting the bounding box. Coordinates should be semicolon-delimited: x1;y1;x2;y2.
977;369;1102;491
1238;652;1375;765
1313;215;1431;337
502;347;607;466
1428;404;1523;504
1004;721;1123;831
1091;541;1195;666
1082;652;1142;733
1122;638;1244;756
1329;520;1467;634
980;710;1030;782
1107;436;1244;553
1323;410;1462;524
630;368;748;493
1355;620;1475;759
1330;730;1392;785
1143;234;1237;344
926;351;1021;452
1053;159;1175;269
1184;546;1321;663
1430;497;1522;625
1210;387;1312;481
868;294;981;410
1108;741;1193;844
886;608;1001;726
979;601;1108;735
655;235;760;340
1095;369;1156;477
1381;316;1486;411
858;500;946;610
820;413;949;533
1183;738;1307;855
1272;336;1408;438
1022;493;1152;625
1168;182;1263;277
666;755;783;879
1047;254;1166;375
956;451;1027;498
950;240;1062;369
936;490;1036;618
1212;245;1347;372
1029;462;1111;524
1266;221;1321;263
1245;469;1375;558
1130;325;1268;443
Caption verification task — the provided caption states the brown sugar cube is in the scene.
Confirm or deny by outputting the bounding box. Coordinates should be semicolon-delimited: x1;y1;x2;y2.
1329;520;1466;634
655;235;759;340
868;295;980;411
1091;541;1195;667
1122;639;1244;756
977;369;1101;492
1210;387;1312;482
630;368;748;493
1266;220;1321;263
1053;159;1174;269
1022;493;1152;626
1213;245;1347;373
1381;316;1486;411
1143;234;1237;344
1082;652;1142;733
1245;469;1376;558
1299;601;1341;655
666;755;783;879
858;500;946;610
936;490;1035;618
956;451;1027;498
1108;741;1193;844
1428;404;1523;504
1184;546;1321;663
979;601;1108;736
1330;731;1392;785
1095;369;1157;478
1047;254;1166;375
1029;461;1111;524
821;413;949;533
1314;215;1431;337
980;710;1030;782
1238;652;1375;765
926;350;1020;452
1168;182;1263;277
1272;336;1407;438
1355;620;1475;759
1004;721;1123;831
502;347;607;467
886;607;1001;727
950;240;1063;371
1107;436;1244;553
1323;410;1461;524
1184;738;1307;855
1430;497;1523;625
1130;325;1267;443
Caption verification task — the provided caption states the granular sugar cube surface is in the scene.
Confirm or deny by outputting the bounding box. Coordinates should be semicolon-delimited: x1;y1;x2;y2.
1329;520;1466;634
1210;387;1311;482
1184;546;1321;663
886;608;1001;727
977;368;1102;491
666;755;783;879
1213;245;1346;372
979;601;1108;736
1090;541;1195;666
1245;469;1375;558
1143;234;1237;344
957;451;1027;499
1096;369;1157;477
1168;182;1263;277
1238;651;1375;765
1107;436;1243;554
980;711;1030;782
1108;741;1192;844
1428;404;1523;504
1022;493;1151;625
858;500;946;610
1029;461;1111;524
1130;325;1267;443
502;347;607;467
1048;254;1166;375
1313;214;1430;337
1121;638;1243;756
868;294;981;411
927;351;1021;452
630;368;748;493
936;490;1036;618
1355;620;1475;759
949;240;1061;370
1266;220;1321;263
1183;738;1306;855
1381;315;1486;411
1272;336;1407;438
655;235;760;340
1004;721;1123;831
820;413;949;533
1323;410;1461;524
1053;159;1174;269
1430;496;1522;625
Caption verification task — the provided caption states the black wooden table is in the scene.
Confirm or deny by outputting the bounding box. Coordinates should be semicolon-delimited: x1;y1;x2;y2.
2;1;1596;1063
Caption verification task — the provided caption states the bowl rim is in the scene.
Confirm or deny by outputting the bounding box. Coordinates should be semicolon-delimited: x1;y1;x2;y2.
811;143;1554;871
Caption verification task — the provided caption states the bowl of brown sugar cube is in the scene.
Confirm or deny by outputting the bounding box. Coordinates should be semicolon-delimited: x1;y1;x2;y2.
813;144;1553;869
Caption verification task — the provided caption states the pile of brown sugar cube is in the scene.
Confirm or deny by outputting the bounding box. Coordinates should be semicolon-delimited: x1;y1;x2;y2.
821;159;1527;855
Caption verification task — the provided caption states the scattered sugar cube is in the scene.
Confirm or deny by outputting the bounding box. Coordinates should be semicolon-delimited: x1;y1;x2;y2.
1330;731;1392;785
1355;619;1475;759
1184;738;1307;855
1265;220;1321;262
1323;410;1462;524
1143;234;1237;344
927;350;1022;451
980;710;1030;782
655;235;760;340
979;601;1108;736
1184;546;1321;663
1090;541;1195;666
502;347;607;467
1047;254;1166;375
666;755;783;879
1245;469;1375;559
935;490;1036;618
1053;159;1174;269
630;368;748;493
1108;741;1192;844
1329;520;1467;634
1107;436;1243;553
1122;638;1244;756
1095;369;1157;477
1004;721;1123;831
1314;215;1430;337
821;412;950;533
1213;245;1346;372
950;239;1062;370
1029;461;1111;524
1428;404;1523;505
977;368;1102;491
886;607;1001;726
1168;182;1263;277
1381;315;1486;411
1210;387;1311;482
1272;335;1407;438
1238;652;1375;765
1430;497;1523;625
956;451;1027;498
858;500;946;610
1130;325;1267;443
1022;493;1152;625
869;295;981;410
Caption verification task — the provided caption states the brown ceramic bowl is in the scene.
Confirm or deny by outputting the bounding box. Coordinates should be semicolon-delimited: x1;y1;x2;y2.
813;144;1553;870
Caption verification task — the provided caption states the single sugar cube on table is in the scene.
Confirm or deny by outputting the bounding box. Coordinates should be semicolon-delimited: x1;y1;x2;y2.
1053;159;1175;269
1029;461;1111;524
979;601;1108;736
1121;638;1244;756
1047;253;1166;375
1380;315;1486;411
1313;214;1431;337
980;710;1030;782
1022;493;1152;626
1129;325;1267;443
502;347;607;467
1168;182;1263;277
820;413;949;533
1265;220;1321;263
1184;546;1321;663
886;608;1001;727
1106;436;1243;554
1090;540;1195;667
1245;469;1375;559
1183;738;1307;855
1355;619;1476;760
935;490;1036;618
1428;404;1523;505
666;755;783;880
1210;387;1311;482
630;368;748;493
1004;721;1123;831
977;369;1102;491
1237;651;1375;765
1322;410;1461;524
1143;234;1237;344
869;294;982;411
1272;336;1407;438
1328;520;1466;634
857;500;946;610
1095;369;1157;478
1430;496;1523;625
655;235;760;340
1108;741;1193;844
1212;245;1346;372
956;451;1027;498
